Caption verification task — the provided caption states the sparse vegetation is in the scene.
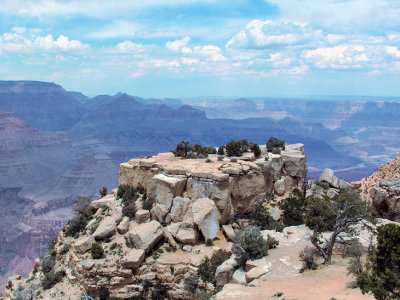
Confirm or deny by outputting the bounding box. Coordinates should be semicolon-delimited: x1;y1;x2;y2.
122;203;137;219
233;226;269;267
299;246;318;272
315;180;330;190
99;186;108;197
184;274;199;294
217;145;225;155
151;280;168;300
65;196;93;237
357;223;400;299
197;249;231;285
41;269;65;290
171;141;216;159
278;188;307;226
142;197;154;211
91;242;104;259
266;137;285;152
118;184;138;207
41;256;55;274
304;191;373;263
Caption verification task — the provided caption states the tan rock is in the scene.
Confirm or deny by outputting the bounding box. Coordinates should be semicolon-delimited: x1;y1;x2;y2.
319;168;340;189
129;220;163;253
245;265;269;283
192;198;220;240
231;172;265;214
282;153;307;178
90;195;114;210
162;227;179;249
122;249;145;268
175;227;200;244
117;216;130;234
93;216;116;239
135;210;150;224
148;174;187;221
274;177;286;196
222;224;236;241
74;235;95;254
170;197;191;222
231;269;247;285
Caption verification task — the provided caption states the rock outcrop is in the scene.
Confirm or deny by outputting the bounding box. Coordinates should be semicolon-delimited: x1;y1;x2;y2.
361;153;400;220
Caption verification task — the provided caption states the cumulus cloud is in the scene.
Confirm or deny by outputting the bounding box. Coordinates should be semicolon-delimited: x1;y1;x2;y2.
166;36;190;52
113;40;145;53
0;32;88;53
302;45;368;69
226;19;321;50
193;45;227;61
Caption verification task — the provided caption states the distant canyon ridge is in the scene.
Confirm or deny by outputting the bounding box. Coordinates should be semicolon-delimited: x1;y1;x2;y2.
0;80;399;293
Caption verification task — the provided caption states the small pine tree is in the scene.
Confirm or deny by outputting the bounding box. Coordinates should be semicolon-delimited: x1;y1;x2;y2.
91;242;104;259
99;187;108;197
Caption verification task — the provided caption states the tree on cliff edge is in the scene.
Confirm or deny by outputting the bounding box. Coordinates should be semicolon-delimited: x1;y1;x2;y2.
304;191;373;263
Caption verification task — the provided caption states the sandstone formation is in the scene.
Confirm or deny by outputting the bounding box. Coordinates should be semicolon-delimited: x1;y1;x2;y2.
360;153;400;220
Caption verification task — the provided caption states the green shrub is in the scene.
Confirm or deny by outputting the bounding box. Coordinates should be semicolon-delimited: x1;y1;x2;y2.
267;235;279;249
226;140;243;157
217;156;224;161
99;288;110;300
65;214;88;237
142;198;154;211
217;146;225;155
195;290;214;300
41;269;65;290
272;147;281;154
99;187;108;198
122;203;137;219
146;154;153;158
233;226;269;267
41;256;55;274
91;242;104;259
266;137;285;152
315;180;330;190
205;239;214;246
59;244;70;255
118;184;138;207
184;274;199;294
230;158;237;163
72;196;93;218
198;249;231;284
250;143;261;158
151;280;168;300
205;158;212;163
136;182;146;194
278;189;306;226
299;246;318;271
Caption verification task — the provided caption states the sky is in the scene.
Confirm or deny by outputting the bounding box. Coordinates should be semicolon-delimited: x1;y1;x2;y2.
1;0;400;98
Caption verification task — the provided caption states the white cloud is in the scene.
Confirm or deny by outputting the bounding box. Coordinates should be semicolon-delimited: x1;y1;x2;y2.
12;27;25;34
302;45;368;69
166;36;190;52
113;41;145;53
0;32;88;53
193;45;227;61
226;19;321;50
386;46;400;58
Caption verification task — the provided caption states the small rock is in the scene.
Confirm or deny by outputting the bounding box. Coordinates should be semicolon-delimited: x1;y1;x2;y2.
122;249;146;268
222;224;236;241
245;265;269;283
74;235;95;254
117;217;130;234
135;210;150;224
170;197;191;222
231;269;247;285
319;168;340;188
192;198;220;240
215;257;238;289
269;208;281;221
129;220;164;253
183;245;192;252
93;216;116;239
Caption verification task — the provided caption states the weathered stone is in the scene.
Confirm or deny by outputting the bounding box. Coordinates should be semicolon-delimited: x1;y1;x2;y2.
319;168;340;188
79;260;95;270
231;269;247;285
269;208;281;221
148;174;187;221
139;158;156;168
231;172;265;214
162;227;179;249
339;179;353;190
282;153;307;178
245;265;269;283
117;216;130;234
129;220;164;253
175;227;199;244
274;177;286;196
74;235;95;254
222;224;236;241
135;210;150;224
170;197;191;222
122;249;145;268
192;198;220;240
90;195;114;210
327;188;340;200
182;245;192;252
215;257;238;289
93;216;116;239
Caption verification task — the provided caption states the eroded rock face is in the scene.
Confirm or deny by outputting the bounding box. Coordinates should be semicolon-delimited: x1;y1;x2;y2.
119;145;307;226
319;168;340;188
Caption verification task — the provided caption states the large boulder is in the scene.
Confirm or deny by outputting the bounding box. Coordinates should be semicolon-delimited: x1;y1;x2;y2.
129;220;164;253
192;198;220;240
185;177;234;224
148;174;187;222
274;177;286;196
231;173;265;214
117;216;130;234
135;210;150;224
122;249;145;268
93;216;116;239
282;153;307;178
319;168;340;189
170;197;191;222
